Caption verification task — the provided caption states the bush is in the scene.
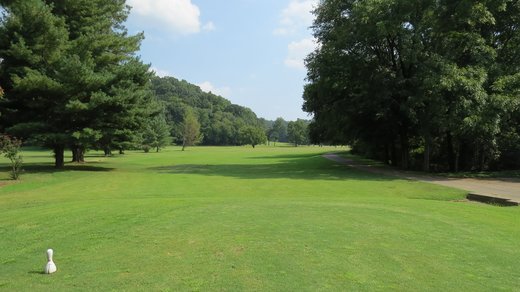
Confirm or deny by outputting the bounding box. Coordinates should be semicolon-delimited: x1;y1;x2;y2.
0;135;23;180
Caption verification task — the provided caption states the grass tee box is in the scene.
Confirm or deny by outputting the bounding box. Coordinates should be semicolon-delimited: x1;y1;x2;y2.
0;146;518;291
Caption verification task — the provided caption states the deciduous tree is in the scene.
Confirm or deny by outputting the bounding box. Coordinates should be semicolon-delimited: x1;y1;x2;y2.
181;110;201;151
269;118;287;146
239;126;266;148
287;119;309;147
304;0;520;171
0;134;23;180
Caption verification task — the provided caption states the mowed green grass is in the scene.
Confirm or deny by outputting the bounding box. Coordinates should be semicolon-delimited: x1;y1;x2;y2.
0;146;518;291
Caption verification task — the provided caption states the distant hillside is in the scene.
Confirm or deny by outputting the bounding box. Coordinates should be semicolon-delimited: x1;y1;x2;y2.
151;76;262;145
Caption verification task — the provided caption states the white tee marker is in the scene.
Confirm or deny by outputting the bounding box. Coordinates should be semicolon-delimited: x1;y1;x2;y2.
44;249;57;274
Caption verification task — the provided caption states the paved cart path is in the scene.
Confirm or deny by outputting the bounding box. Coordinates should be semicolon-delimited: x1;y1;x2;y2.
323;153;520;204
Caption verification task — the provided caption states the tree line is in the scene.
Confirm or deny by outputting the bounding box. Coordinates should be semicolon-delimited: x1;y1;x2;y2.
304;0;520;171
151;76;311;148
152;76;264;146
0;1;312;169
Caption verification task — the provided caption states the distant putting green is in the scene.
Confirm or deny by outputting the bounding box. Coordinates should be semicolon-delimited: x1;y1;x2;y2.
0;146;518;291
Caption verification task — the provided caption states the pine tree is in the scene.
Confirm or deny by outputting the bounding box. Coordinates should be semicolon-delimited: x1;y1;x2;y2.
141;116;172;153
0;1;155;167
0;0;70;167
47;0;155;161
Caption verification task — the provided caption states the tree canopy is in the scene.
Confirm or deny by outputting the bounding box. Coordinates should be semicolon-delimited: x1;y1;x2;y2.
151;76;264;146
304;0;520;171
287;119;309;147
239;126;267;148
268;117;288;145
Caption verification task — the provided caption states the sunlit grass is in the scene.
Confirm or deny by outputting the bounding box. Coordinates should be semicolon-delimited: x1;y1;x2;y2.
0;146;518;291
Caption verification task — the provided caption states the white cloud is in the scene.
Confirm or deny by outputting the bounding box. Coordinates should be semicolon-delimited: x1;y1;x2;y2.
198;81;232;97
128;0;213;35
150;67;172;78
284;37;319;70
202;21;216;32
274;0;318;36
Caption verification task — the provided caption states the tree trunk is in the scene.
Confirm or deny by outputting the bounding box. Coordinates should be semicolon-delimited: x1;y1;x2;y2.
182;139;186;151
119;148;124;155
384;143;390;165
423;134;431;172
54;145;65;168
477;143;485;171
252;144;255;148
446;132;455;172
104;146;112;157
72;148;78;162
79;149;85;162
71;145;85;163
454;141;460;172
399;130;409;169
156;146;159;152
391;142;397;166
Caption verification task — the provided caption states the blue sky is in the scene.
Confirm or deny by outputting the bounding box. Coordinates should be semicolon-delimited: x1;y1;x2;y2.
125;0;318;121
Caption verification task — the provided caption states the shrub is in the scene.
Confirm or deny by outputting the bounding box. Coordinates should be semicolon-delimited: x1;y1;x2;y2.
0;135;23;180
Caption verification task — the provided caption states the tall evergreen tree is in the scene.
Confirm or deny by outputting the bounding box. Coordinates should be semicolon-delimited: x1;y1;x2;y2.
48;0;154;161
0;0;71;167
141;116;172;153
0;0;154;167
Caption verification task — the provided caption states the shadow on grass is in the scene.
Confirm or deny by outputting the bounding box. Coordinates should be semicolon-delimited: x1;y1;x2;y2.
150;155;396;181
21;152;115;159
338;151;520;183
247;153;320;160
27;271;46;275
0;163;114;179
21;153;110;159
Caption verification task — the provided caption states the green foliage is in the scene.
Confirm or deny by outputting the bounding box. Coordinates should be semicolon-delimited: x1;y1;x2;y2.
0;1;154;167
268;117;288;144
0;135;23;180
181;110;201;151
239;126;267;148
0;0;69;155
151;76;262;146
141;116;172;153
287;119;309;147
304;0;520;171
